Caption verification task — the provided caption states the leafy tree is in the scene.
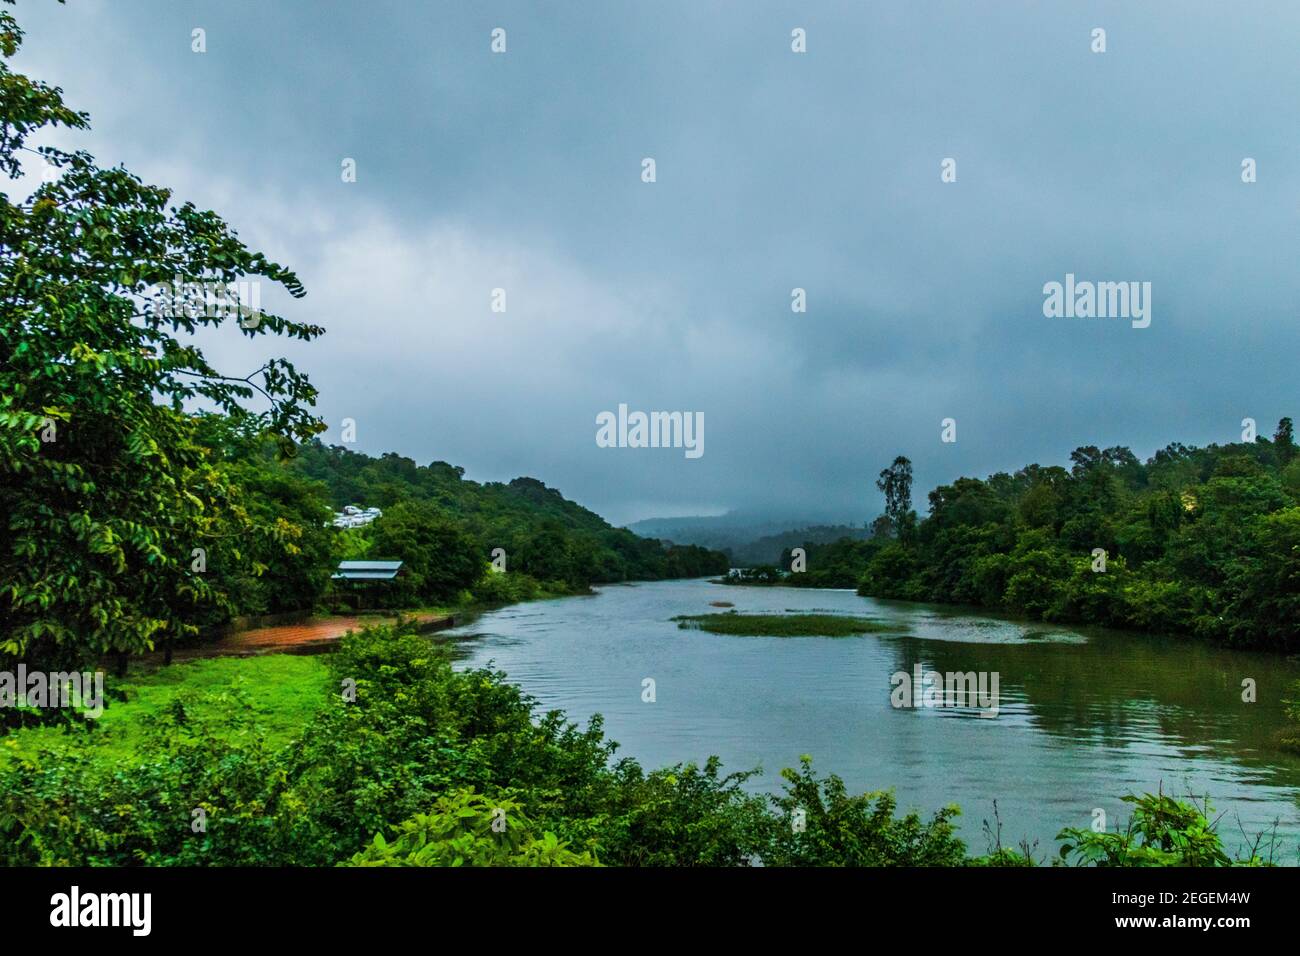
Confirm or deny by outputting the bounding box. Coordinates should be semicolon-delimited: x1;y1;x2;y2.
212;454;336;619
859;542;923;600
1273;417;1296;464
876;455;914;536
1222;507;1300;649
514;523;579;585
365;501;484;603
0;6;323;670
1001;532;1070;617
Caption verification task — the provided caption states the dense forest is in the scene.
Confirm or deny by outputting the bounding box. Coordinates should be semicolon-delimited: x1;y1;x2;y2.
769;430;1300;651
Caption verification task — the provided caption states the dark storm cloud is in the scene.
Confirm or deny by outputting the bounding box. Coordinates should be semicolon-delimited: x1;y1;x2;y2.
15;0;1300;524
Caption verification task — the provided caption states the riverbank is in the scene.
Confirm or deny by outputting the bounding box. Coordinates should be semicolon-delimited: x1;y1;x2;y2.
717;574;1300;662
0;654;331;771
0;589;565;771
150;610;458;661
1;617;1285;866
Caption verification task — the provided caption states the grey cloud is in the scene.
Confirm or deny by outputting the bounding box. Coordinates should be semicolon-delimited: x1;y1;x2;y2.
14;0;1300;525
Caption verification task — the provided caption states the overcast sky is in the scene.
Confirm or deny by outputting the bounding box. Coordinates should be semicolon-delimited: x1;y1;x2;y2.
15;1;1300;525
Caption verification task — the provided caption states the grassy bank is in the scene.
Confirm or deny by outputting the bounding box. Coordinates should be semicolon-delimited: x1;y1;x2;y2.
0;655;330;771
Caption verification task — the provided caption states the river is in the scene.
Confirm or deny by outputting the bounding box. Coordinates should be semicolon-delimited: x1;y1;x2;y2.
447;578;1300;860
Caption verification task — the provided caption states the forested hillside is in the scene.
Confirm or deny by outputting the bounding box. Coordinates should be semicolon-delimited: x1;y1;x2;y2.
161;424;729;639
287;440;729;592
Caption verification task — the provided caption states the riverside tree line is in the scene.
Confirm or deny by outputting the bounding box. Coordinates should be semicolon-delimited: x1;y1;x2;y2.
775;429;1300;653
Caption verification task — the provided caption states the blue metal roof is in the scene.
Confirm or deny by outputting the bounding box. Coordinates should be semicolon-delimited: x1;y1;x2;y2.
332;560;404;581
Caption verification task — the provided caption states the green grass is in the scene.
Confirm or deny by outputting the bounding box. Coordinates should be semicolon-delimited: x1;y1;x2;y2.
673;612;901;637
0;653;330;769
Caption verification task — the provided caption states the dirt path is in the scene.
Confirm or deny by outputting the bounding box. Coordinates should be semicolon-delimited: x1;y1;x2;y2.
153;612;456;661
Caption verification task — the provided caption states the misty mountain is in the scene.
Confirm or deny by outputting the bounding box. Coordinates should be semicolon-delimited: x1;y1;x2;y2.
627;510;873;566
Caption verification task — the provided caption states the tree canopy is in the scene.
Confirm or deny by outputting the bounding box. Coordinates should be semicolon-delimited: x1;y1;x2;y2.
0;5;323;669
854;427;1300;650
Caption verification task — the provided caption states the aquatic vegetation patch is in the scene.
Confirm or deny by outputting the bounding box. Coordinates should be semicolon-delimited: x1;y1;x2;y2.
673;612;901;637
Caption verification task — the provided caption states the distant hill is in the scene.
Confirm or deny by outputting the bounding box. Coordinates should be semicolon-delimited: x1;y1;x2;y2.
627;511;873;566
729;524;872;566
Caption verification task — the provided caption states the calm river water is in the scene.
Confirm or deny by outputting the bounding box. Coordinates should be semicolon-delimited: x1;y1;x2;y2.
447;578;1300;860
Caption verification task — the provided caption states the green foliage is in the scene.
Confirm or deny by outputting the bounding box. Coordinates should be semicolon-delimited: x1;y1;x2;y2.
365;501;485;604
1;625;751;865
347;789;599;867
188;419;338;628
0;10;323;673
571;757;770;866
765;756;968;866
1057;793;1253;867
726;523;871;568
1221;507;1300;647
1273;417;1295;465
876;456;914;537
1280;684;1300;755
0;624;1265;867
0;703;304;865
673;612;897;637
471;570;548;604
288;442;729;598
780;537;882;588
861;542;925;601
854;432;1300;650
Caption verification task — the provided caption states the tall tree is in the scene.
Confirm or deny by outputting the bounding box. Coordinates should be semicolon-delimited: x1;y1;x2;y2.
1273;417;1296;464
0;4;323;669
876;456;913;534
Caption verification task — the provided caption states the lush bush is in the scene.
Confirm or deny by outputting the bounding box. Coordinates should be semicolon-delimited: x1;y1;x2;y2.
1056;793;1265;867
0;701;302;865
471;571;547;604
764;757;968;867
346;789;599;867
551;758;770;867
